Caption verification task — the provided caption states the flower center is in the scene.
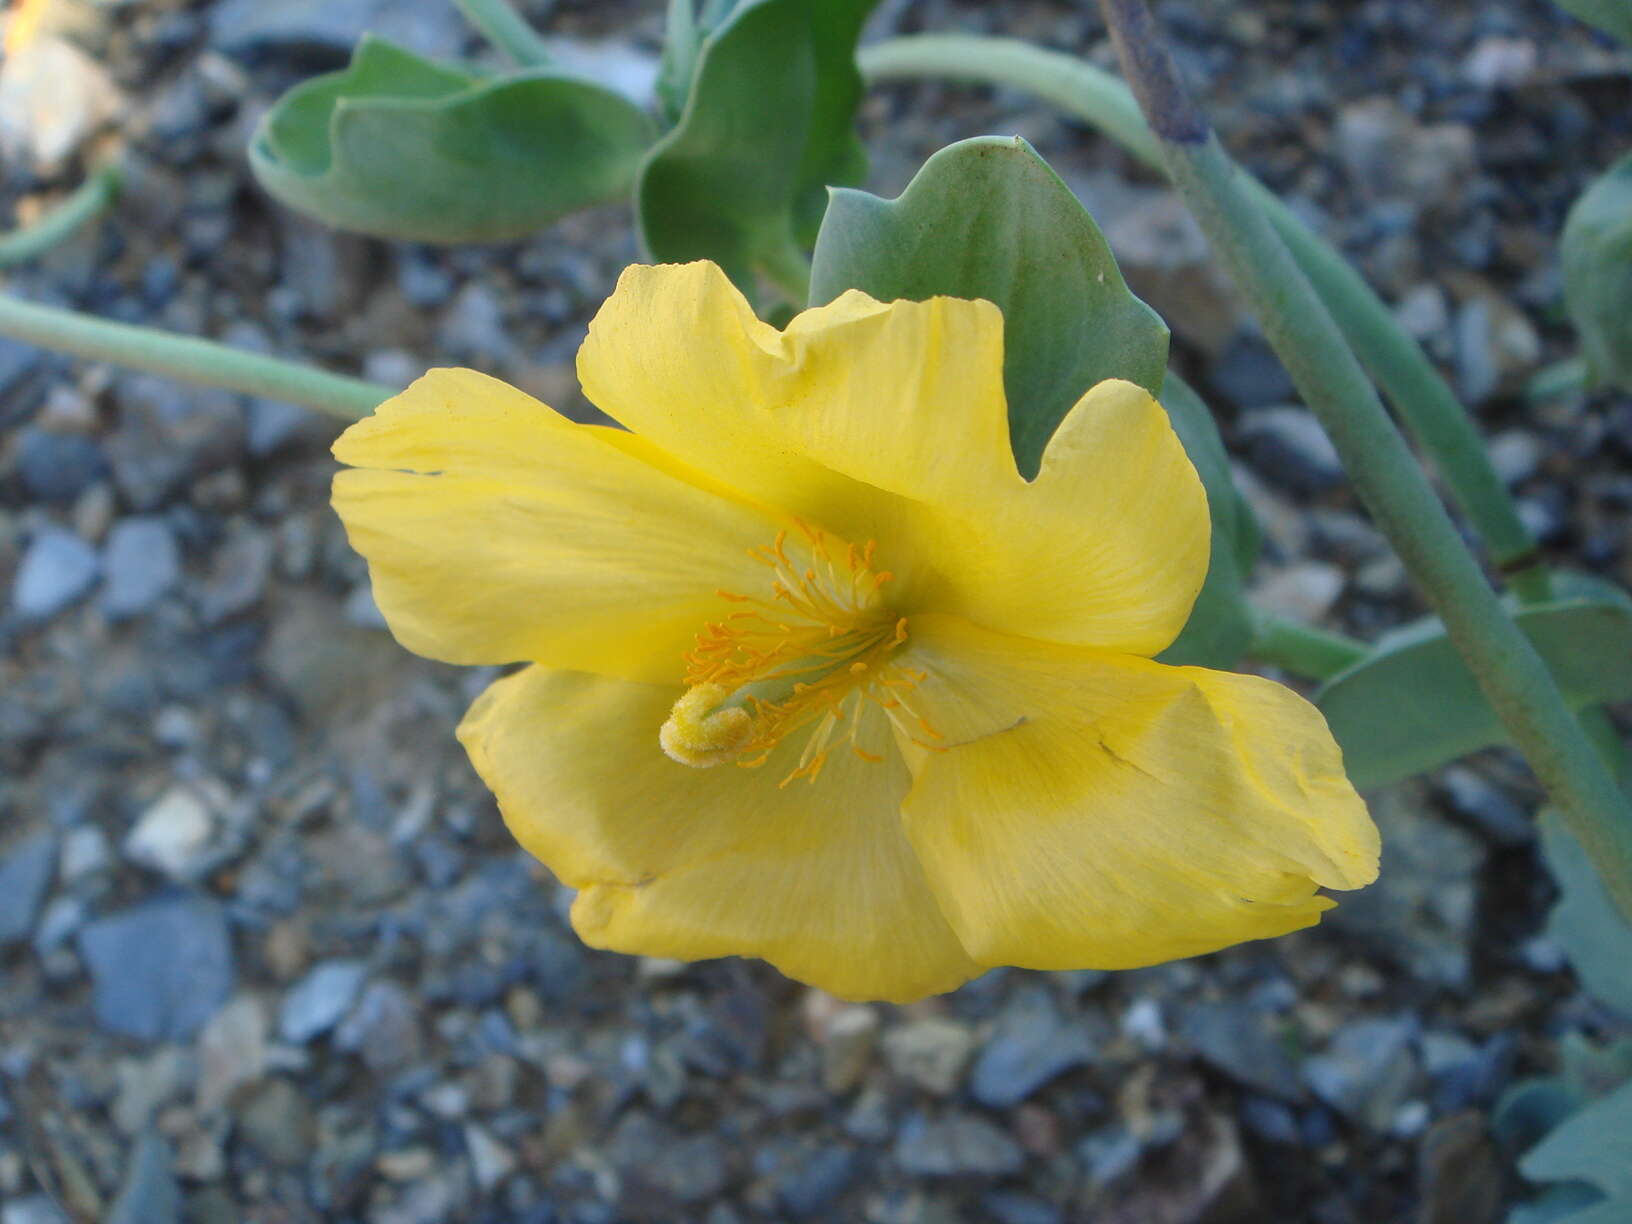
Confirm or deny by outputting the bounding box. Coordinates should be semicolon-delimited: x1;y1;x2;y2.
660;522;930;785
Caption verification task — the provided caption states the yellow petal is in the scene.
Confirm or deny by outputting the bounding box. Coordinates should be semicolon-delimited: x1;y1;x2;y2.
331;368;784;682
578;262;1208;654
896;614;1378;969
457;665;982;1003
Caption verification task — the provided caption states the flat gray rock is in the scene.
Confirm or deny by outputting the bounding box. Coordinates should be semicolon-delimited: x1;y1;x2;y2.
77;891;234;1043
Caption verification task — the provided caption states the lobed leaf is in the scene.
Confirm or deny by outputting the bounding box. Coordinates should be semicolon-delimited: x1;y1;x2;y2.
1316;576;1632;789
1541;811;1632;1021
251;36;656;243
637;0;879;295
1520;1078;1632;1203
1562;152;1632;392
1554;0;1632;46
811;136;1170;477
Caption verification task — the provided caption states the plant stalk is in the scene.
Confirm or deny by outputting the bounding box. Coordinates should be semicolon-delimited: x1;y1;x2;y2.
0;295;394;421
1249;612;1368;682
1094;0;1632;916
0;162;122;269
859;34;1548;595
452;0;554;67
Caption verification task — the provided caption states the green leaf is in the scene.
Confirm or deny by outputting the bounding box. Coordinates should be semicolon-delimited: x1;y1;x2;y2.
1521;1079;1632;1202
1315;577;1632;789
1563;153;1632;392
1507;1185;1614;1224
810;136;1170;477
1541;811;1632;1020
1555;0;1632;46
637;0;878;297
250;36;656;244
1155;374;1259;668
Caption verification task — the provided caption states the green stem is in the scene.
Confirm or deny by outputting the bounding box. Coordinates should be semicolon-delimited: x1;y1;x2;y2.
0;295;393;421
0;162;122;269
1096;0;1632;918
1249;612;1368;681
859;34;1544;581
452;0;553;67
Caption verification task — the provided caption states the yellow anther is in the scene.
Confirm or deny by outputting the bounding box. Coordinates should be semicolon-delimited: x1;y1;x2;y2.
660;683;753;767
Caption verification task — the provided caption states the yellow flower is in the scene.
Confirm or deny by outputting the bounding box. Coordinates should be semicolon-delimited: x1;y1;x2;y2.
331;260;1379;1003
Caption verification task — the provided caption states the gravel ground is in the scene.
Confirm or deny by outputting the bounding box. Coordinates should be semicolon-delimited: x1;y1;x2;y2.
1;1;1629;1220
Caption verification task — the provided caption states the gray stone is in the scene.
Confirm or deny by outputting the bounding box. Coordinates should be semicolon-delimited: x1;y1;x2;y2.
246;398;319;457
15;427;106;502
607;1112;731;1204
1325;789;1485;987
1333;98;1476;208
237;1078;315;1167
196;994;269;1114
209;0;468;61
1304;1015;1420;1130
101;517;180;619
881;1017;977;1096
981;1192;1063;1224
775;1146;857;1218
12;524;99;620
1079;1124;1143;1186
1238;407;1344;495
279;959;368;1043
437;283;514;365
123;783;219;881
894;1112;1024;1178
1210;332;1295;409
106;1134;181;1224
968;985;1096;1109
104;375;244;511
77;891;234;1042
1;1196;68;1224
333;979;422;1070
198;528;272;623
1181;1001;1305;1102
0;831;57;946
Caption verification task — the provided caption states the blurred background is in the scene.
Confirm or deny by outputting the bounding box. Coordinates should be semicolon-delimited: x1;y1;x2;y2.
1;1;1630;1220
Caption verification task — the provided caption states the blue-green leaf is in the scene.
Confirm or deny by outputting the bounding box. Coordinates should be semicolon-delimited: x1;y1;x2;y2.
1555;0;1632;47
1521;1079;1632;1203
1541;811;1632;1020
250;36;656;243
811;136;1170;477
1563;152;1632;392
1316;576;1632;789
637;0;878;295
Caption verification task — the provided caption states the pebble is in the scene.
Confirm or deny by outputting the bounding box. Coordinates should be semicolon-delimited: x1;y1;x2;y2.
333;979;423;1070
1303;1015;1420;1130
818;1004;879;1094
77;891;234;1042
279;959;369;1043
1180;1001;1305;1102
198;527;272;624
894;1112;1024;1177
463;1123;516;1193
1210;332;1296;408
1333;98;1476;209
101;517;182;619
104;376;244;511
1238;407;1344;494
969;984;1096;1109
196;994;270;1114
105;1134;180;1224
1079;1123;1144;1186
1251;561;1346;623
11;524;99;620
881;1017;977;1096
58;826;111;883
236;1078;314;1167
774;1146;857;1218
207;0;469;61
0;831;58;946
607;1113;731;1204
123;784;218;881
14;427;106;503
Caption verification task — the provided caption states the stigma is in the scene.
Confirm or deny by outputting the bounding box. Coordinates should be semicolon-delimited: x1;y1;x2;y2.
658;521;927;784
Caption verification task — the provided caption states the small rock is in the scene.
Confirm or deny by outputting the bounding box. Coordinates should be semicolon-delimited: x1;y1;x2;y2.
463;1123;516;1193
1464;36;1535;90
1487;430;1542;487
774;1146;857;1218
1395;284;1449;340
819;1005;879;1094
882;1017;977;1096
981;1192;1063;1224
11;524;99;620
208;0;469;61
0;831;57;946
77;891;234;1042
112;1047;194;1134
1304;1015;1420;1130
1;1197;69;1224
1121;998;1166;1052
1326;788;1485;987
58;826;111;883
1438;766;1532;847
105;376;244;511
237;1078;315;1167
1210;332;1295;409
894;1112;1024;1178
198;527;272;624
14;428;106;503
969;985;1097;1109
437;283;515;365
123;784;218;881
1181;1002;1305;1102
0;36;123;171
279;959;368;1043
101;518;181;619
1454;295;1541;405
1079;1124;1143;1186
105;1134;180;1224
247;398;322;457
196;994;269;1114
1334;98;1476;209
1251;562;1345;623
607;1112;731;1204
1417;1111;1503;1224
333;979;422;1071
1238;408;1344;495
